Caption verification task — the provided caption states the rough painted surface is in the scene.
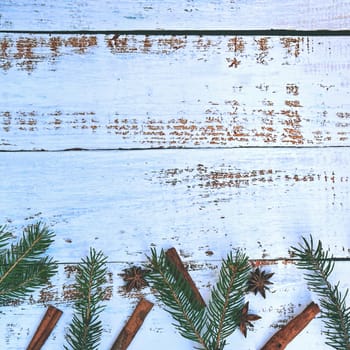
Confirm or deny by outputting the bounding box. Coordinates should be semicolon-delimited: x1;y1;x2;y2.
1;148;349;261
1;0;350;31
0;260;348;350
1;1;350;349
1;34;350;150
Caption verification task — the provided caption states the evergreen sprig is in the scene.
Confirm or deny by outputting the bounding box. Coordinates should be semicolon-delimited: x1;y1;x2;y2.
0;222;57;305
65;248;108;350
146;248;251;350
204;251;251;350
147;248;207;347
292;235;350;350
0;225;12;252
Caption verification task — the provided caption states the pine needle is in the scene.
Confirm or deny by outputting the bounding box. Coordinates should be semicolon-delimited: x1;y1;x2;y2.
146;248;208;349
204;250;251;350
64;248;108;350
0;225;12;251
292;235;350;350
0;222;57;305
146;248;251;350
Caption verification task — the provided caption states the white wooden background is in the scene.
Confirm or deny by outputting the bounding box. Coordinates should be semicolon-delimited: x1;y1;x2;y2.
1;1;350;349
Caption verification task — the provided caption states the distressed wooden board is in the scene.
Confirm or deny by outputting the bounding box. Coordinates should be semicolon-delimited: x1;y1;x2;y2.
1;34;350;150
1;4;350;349
1;148;349;261
1;0;350;31
0;261;349;349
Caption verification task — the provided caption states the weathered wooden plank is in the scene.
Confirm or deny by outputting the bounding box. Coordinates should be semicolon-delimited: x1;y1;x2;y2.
1;0;350;31
1;148;349;261
0;261;349;349
1;34;350;150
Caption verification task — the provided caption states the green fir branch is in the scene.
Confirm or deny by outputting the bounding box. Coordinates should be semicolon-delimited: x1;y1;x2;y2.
146;248;208;349
65;248;108;350
204;251;250;350
292;235;350;350
0;222;57;305
146;248;251;350
0;225;12;251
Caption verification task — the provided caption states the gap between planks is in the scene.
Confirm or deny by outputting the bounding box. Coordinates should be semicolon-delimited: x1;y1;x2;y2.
1;145;350;153
1;29;350;36
1;257;348;266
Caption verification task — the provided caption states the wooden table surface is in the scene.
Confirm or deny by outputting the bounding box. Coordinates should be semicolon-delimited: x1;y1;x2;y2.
1;1;350;349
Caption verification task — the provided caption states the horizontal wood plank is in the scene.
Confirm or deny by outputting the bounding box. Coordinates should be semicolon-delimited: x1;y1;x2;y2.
1;148;349;261
0;261;349;349
1;34;350;150
1;0;350;31
1;6;350;347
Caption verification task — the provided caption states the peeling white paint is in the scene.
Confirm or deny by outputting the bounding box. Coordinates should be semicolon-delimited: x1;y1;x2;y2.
0;0;350;30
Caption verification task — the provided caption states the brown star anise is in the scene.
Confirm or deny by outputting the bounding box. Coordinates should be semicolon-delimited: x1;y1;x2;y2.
238;301;261;337
121;266;148;292
247;267;274;298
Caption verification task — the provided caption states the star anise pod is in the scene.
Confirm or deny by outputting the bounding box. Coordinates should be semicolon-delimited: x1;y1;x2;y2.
238;301;261;337
247;267;274;298
121;266;148;292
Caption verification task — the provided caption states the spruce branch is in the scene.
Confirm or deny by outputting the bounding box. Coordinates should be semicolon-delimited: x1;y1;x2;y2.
146;248;252;350
0;222;57;305
204;251;251;349
292;235;350;350
146;248;208;349
64;248;108;350
0;225;12;251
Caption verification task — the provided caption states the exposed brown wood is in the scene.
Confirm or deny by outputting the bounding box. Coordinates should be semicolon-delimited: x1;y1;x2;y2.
166;247;206;307
261;302;320;350
1;35;350;150
0;261;348;348
26;305;63;350
1;148;349;261
110;298;154;350
0;2;349;349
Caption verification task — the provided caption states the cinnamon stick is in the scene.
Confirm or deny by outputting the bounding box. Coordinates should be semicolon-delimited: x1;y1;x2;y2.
165;247;206;307
111;298;154;350
261;302;320;350
26;305;63;350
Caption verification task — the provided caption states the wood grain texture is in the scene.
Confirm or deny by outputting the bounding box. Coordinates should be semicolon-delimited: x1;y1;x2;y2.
1;34;350;150
1;148;349;261
1;0;350;31
0;261;349;349
1;3;350;348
